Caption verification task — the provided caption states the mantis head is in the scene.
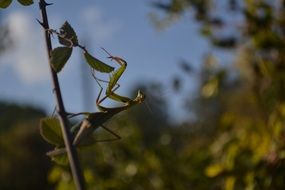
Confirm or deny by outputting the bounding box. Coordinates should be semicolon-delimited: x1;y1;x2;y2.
101;47;127;66
110;56;127;66
135;90;146;104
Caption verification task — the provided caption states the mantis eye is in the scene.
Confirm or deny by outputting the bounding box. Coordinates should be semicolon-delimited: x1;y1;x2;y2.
136;90;146;103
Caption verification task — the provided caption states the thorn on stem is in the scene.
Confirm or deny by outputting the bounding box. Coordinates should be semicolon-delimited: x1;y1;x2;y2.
45;2;53;6
40;0;53;7
36;19;45;28
39;0;52;9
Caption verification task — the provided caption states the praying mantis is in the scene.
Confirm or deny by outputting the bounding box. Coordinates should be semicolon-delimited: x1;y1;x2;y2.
47;50;145;157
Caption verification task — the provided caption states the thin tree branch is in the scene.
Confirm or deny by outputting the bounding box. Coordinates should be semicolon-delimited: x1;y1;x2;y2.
38;1;85;189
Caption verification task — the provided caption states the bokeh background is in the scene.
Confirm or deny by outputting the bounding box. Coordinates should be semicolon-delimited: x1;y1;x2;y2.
1;0;285;189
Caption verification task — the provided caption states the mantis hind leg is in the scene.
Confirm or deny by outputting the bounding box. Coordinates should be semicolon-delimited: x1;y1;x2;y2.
46;124;121;157
92;124;121;142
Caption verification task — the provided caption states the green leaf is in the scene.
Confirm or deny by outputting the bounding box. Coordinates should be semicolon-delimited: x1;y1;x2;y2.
0;0;12;8
40;117;64;147
58;21;78;47
47;148;69;165
50;47;72;73
84;51;114;73
17;0;33;6
52;154;69;165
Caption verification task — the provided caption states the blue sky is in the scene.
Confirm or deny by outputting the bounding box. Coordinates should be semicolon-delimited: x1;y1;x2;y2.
0;0;210;121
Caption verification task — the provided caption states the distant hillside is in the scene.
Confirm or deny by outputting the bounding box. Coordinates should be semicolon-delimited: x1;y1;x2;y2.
0;101;53;190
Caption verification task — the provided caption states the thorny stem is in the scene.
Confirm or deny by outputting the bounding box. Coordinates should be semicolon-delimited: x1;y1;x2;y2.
38;1;86;190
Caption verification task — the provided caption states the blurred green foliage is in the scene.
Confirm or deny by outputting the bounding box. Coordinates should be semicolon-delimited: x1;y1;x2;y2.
150;0;285;189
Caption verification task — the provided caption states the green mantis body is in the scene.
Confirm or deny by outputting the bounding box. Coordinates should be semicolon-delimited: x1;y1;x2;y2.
74;50;145;145
72;89;145;146
47;88;145;157
47;51;145;157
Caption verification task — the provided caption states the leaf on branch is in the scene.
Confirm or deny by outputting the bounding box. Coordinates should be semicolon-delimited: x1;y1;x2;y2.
46;148;69;165
0;0;12;8
40;117;64;147
51;154;69;165
84;51;114;73
17;0;33;6
50;47;73;73
58;21;78;47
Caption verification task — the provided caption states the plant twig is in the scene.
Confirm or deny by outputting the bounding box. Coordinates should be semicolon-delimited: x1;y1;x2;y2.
38;1;85;189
